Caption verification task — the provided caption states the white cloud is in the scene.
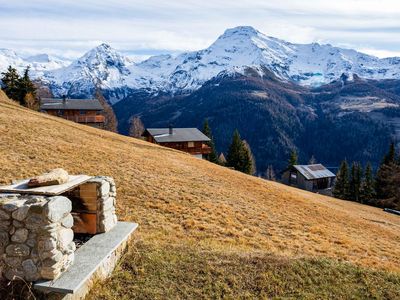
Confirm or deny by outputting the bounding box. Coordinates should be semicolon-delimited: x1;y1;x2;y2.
0;0;399;59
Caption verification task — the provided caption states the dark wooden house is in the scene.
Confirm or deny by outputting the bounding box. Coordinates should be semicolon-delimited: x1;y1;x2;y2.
281;164;336;194
143;127;212;159
40;98;105;128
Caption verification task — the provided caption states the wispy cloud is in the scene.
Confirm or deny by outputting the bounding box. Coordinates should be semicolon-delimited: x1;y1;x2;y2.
0;0;399;59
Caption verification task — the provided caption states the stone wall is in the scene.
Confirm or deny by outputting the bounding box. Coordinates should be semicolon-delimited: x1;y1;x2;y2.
0;194;75;281
88;176;117;233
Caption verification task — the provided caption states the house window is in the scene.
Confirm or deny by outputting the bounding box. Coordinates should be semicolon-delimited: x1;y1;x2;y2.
57;110;64;116
188;141;194;148
79;110;86;115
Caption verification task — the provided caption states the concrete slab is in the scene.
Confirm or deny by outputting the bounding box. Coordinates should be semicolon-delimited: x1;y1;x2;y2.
0;175;91;196
34;221;138;299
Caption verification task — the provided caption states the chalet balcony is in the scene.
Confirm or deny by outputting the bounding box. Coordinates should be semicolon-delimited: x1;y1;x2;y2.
186;144;212;155
61;115;105;123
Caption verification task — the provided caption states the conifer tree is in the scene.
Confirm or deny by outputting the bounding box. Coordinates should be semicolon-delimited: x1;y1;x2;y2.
361;162;375;204
227;130;243;170
18;66;36;106
1;66;21;101
349;162;362;202
288;149;298;168
226;130;255;175
383;142;396;165
376;142;397;199
333;160;350;199
202;119;219;164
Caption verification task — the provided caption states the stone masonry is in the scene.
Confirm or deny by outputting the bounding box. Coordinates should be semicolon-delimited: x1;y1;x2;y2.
88;176;118;233
0;175;117;283
0;194;75;281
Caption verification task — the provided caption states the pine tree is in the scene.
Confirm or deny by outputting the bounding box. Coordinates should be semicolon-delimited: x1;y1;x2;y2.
361;162;375;204
202;119;219;164
226;130;255;175
227;130;243;170
1;66;21;102
333;160;350;199
383;142;396;165
376;142;397;199
18;67;36;106
288;150;298;168
129;116;145;138
349;162;362;202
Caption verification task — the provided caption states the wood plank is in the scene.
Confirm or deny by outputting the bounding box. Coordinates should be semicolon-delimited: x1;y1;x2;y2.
0;175;92;196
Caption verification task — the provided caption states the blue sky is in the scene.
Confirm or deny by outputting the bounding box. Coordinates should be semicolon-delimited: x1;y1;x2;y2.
0;0;399;60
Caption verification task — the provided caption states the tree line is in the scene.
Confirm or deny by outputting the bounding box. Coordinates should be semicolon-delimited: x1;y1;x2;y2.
333;142;400;210
1;66;38;109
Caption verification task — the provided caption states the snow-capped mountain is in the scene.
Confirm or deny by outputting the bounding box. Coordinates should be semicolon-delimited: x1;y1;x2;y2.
0;49;69;77
2;26;400;103
44;43;132;98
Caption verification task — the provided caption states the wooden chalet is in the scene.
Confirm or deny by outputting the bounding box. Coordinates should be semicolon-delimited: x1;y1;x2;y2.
40;97;105;128
281;164;336;194
143;127;212;159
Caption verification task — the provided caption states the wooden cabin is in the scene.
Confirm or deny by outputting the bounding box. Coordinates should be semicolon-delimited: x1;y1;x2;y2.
40;98;105;128
281;164;336;194
143;127;212;159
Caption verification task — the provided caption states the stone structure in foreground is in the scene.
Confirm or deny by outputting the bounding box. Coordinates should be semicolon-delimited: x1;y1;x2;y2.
0;176;118;282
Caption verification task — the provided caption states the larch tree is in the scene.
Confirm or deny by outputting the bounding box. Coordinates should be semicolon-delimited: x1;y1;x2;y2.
265;165;276;181
308;155;317;165
242;140;256;175
129;116;145;138
95;89;118;133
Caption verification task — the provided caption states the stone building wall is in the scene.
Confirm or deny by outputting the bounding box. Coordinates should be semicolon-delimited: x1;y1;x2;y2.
0;194;75;281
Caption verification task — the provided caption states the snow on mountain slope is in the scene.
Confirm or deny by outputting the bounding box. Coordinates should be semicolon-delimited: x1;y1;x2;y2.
0;49;69;77
43;43;133;98
2;26;400;102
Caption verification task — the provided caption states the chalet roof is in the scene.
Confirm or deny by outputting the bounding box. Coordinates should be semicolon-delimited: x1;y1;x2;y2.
40;98;103;111
145;128;211;143
293;164;336;180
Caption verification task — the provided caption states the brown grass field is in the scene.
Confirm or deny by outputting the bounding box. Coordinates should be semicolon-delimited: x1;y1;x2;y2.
1;90;399;299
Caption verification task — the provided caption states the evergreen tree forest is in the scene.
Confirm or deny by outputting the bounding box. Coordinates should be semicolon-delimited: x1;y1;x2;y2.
1;66;38;109
333;142;400;210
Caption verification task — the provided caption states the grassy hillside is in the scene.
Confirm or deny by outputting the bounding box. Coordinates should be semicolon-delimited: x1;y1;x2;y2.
0;90;399;299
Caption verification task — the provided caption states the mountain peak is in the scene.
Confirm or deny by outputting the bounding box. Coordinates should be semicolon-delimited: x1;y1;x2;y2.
222;26;260;38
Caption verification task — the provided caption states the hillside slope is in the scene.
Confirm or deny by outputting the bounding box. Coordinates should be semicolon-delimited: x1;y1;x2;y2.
0;91;399;299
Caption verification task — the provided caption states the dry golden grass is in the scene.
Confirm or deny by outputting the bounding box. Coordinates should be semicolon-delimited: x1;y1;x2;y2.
0;90;399;272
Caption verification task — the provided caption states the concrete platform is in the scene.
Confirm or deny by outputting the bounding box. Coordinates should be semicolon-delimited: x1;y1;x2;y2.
34;221;138;299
